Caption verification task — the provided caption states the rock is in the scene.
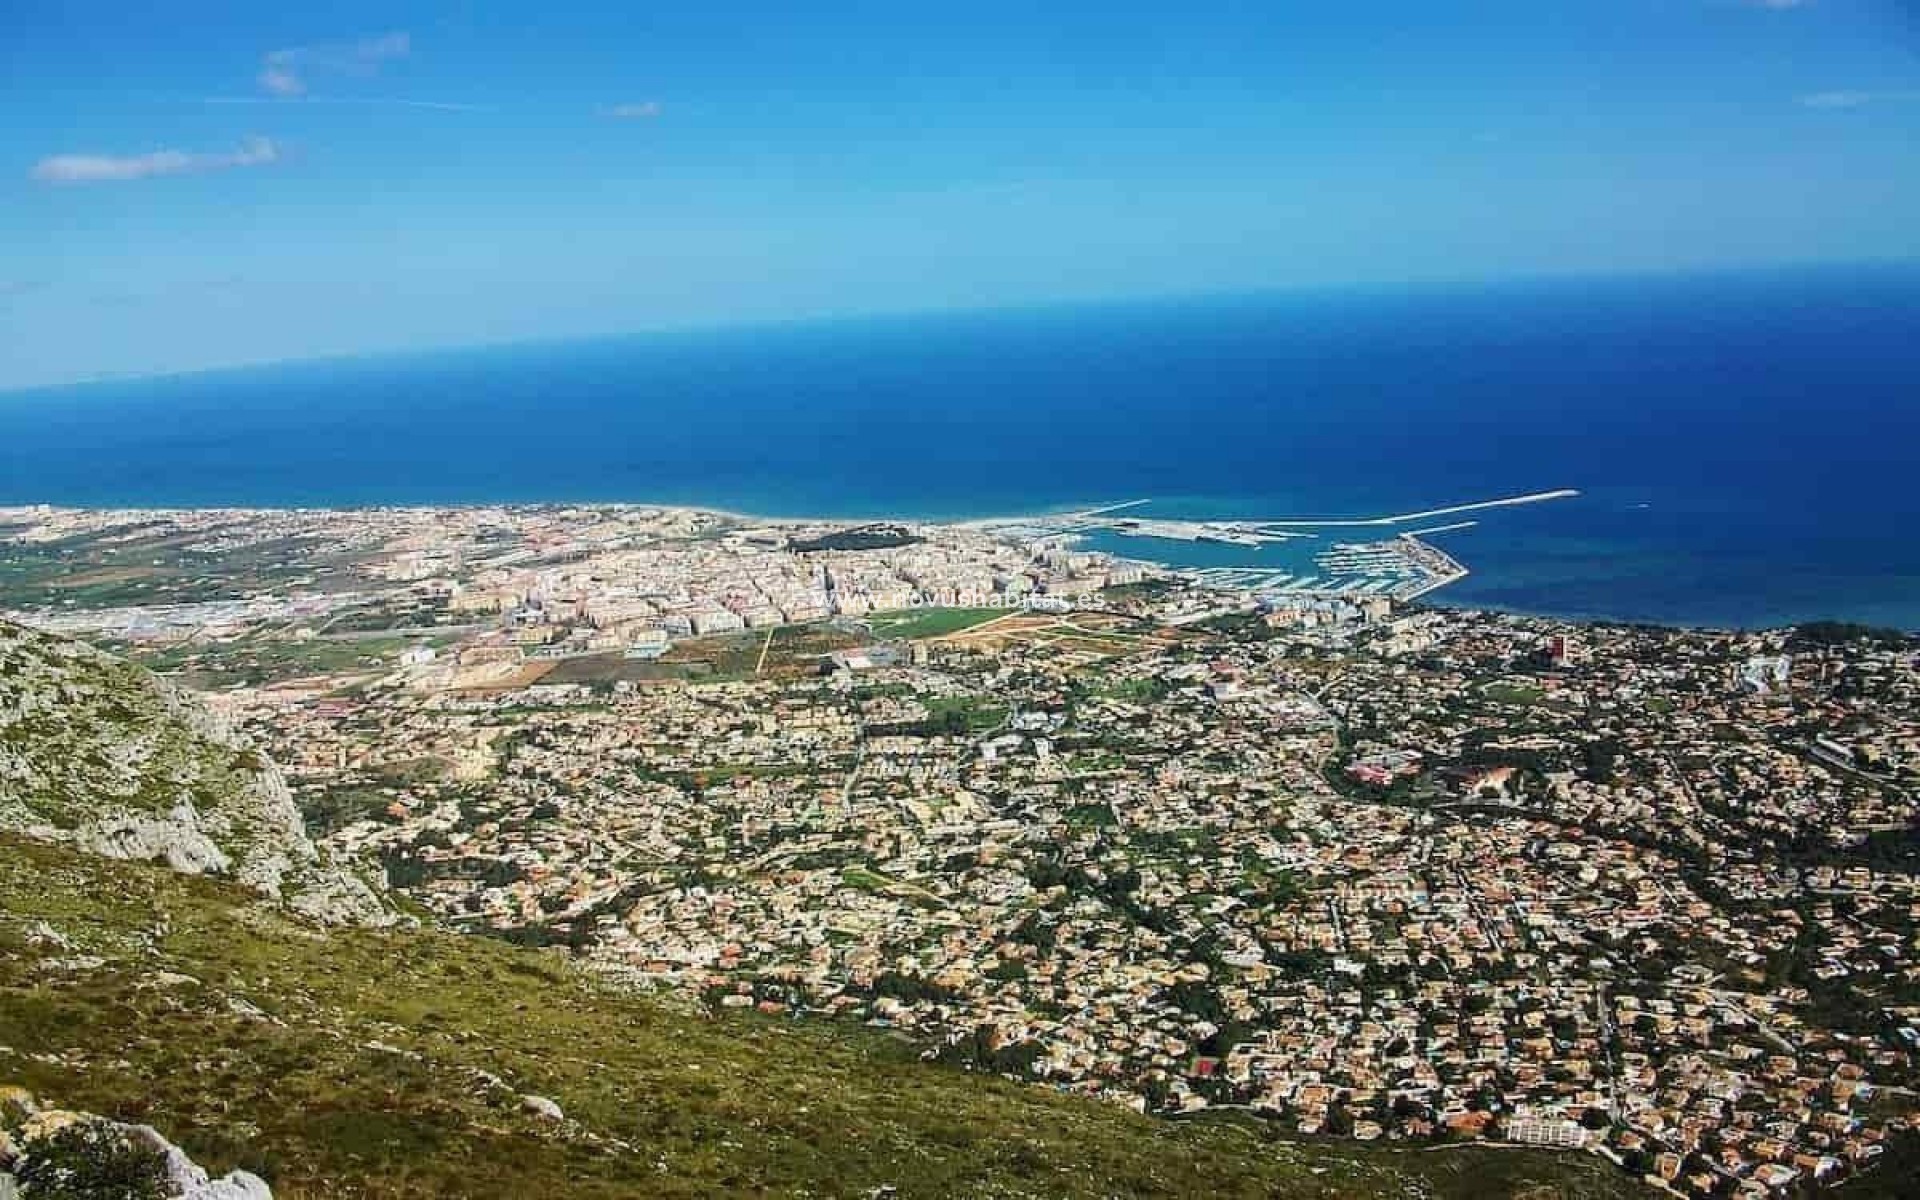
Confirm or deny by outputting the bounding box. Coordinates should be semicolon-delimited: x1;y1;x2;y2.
145;971;204;990
181;1171;273;1200
79;814;232;878
1;1168;18;1200
123;1121;215;1193
286;865;390;927
520;1094;564;1121
226;997;280;1025
0;620;388;927
0;1086;36;1128
18;1111;86;1143
38;956;107;973
9;1105;274;1199
20;924;69;953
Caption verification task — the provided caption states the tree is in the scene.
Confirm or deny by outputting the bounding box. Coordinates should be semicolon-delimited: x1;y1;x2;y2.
1324;1104;1355;1137
14;1121;172;1200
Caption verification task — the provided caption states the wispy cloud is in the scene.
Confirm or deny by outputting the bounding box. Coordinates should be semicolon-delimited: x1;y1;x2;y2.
202;94;486;113
601;101;663;120
1797;88;1920;109
259;31;410;97
1799;90;1873;109
31;137;281;185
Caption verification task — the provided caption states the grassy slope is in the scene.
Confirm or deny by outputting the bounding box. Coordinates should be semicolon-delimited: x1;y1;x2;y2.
0;837;1647;1199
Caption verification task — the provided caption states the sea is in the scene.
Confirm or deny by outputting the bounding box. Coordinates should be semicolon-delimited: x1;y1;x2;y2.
3;263;1919;632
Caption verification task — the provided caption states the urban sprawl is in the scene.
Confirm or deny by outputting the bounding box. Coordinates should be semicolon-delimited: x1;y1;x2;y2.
3;501;1918;1197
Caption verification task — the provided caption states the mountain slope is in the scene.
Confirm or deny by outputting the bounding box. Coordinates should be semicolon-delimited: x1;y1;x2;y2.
0;836;1647;1199
0;620;382;924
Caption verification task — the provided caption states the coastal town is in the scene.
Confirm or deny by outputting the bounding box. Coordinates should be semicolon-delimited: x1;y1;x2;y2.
3;501;1918;1196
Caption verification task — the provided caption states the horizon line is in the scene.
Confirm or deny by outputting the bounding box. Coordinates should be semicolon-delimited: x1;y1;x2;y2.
5;254;1918;400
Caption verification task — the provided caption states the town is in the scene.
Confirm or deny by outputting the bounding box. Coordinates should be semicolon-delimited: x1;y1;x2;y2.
3;502;1918;1196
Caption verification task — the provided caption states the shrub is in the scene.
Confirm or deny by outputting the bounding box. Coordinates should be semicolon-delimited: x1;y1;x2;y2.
14;1121;172;1200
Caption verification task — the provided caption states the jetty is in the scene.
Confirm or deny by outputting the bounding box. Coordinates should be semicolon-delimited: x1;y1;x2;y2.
1254;489;1578;528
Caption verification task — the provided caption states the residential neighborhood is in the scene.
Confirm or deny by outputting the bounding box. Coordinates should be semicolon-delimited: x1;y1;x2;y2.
5;503;1918;1195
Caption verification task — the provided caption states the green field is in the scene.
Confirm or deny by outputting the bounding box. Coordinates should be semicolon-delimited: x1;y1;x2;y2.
922;695;1011;733
1480;681;1547;706
866;607;1007;639
130;633;437;688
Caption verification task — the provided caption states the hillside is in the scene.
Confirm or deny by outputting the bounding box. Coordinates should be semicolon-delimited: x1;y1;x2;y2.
0;620;1649;1197
0;620;383;924
0;836;1647;1199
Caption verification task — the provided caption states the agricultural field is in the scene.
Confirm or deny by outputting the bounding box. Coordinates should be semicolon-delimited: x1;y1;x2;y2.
864;606;1008;639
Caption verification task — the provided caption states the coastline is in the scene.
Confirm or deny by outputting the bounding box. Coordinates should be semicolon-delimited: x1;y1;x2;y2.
7;495;1914;637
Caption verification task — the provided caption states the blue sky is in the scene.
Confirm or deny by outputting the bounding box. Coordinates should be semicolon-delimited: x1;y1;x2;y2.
3;0;1918;392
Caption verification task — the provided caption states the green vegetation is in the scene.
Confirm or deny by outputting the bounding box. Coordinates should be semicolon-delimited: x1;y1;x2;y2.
537;651;689;687
788;524;924;553
1064;802;1118;829
0;835;1654;1200
1790;621;1914;650
866;607;1006;640
1093;675;1174;704
301;759;449;836
8;1119;173;1200
921;695;1010;734
1098;579;1183;604
0;530;341;611
1479;682;1546;706
132;633;425;688
0;621;273;830
1065;748;1126;773
640;624;866;683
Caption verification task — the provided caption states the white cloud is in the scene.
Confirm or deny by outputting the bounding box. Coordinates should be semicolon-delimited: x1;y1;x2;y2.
259;59;305;96
355;32;412;61
1798;90;1873;109
31;137;281;185
1797;88;1919;109
602;101;663;120
203;94;485;113
258;31;411;97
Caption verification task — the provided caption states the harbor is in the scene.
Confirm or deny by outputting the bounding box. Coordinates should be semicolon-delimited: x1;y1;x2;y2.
988;490;1555;604
1181;531;1469;603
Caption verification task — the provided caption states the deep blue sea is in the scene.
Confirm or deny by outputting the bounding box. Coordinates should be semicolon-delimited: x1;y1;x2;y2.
4;265;1919;630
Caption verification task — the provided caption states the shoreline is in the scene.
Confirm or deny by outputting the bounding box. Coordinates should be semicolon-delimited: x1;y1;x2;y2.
5;496;1916;638
2;489;1580;531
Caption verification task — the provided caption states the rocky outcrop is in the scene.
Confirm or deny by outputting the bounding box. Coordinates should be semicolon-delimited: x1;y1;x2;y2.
1;1086;273;1199
0;621;385;925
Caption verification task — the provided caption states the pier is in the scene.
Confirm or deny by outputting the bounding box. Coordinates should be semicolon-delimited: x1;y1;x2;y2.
1253;489;1578;528
986;488;1566;606
1000;488;1574;545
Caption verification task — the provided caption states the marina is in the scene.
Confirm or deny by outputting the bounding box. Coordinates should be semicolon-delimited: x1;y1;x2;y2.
996;491;1530;605
1176;529;1467;602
